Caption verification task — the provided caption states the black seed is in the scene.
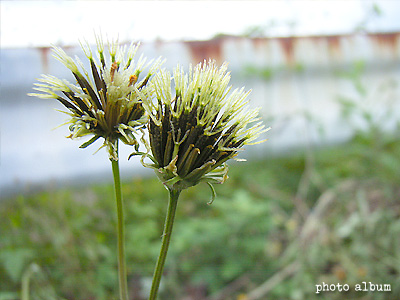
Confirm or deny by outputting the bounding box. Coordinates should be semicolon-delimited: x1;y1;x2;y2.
149;119;163;166
128;103;145;121
193;144;214;169
160;105;171;160
176;143;194;172
62;91;93;117
163;131;174;167
180;147;200;177
194;132;218;151
90;59;107;102
72;72;102;110
56;96;82;115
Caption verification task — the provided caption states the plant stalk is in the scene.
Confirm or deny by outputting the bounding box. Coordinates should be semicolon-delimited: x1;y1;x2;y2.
148;189;181;300
112;157;129;300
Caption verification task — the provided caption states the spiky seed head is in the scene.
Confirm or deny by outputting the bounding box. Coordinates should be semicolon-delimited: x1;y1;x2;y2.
29;35;164;161
138;60;269;196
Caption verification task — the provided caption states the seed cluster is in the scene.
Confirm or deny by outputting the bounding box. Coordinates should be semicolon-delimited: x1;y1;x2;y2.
31;37;162;160
143;61;267;190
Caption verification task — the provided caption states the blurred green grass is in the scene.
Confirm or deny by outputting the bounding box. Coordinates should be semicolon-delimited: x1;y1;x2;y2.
1;130;400;300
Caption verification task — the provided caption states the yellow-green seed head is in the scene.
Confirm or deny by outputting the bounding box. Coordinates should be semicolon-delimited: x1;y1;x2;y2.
139;60;269;195
30;35;163;161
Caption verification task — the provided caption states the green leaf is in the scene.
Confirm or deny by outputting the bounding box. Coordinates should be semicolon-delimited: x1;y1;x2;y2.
79;135;100;148
0;248;34;283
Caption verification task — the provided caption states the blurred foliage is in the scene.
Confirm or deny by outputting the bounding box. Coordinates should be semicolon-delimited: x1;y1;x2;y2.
1;124;399;299
1;42;400;298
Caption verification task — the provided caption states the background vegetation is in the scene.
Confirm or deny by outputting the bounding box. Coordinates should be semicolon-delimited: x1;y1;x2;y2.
1;34;400;298
1;116;399;300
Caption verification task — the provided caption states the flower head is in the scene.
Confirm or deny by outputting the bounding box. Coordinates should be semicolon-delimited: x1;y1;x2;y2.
138;60;269;197
30;35;163;161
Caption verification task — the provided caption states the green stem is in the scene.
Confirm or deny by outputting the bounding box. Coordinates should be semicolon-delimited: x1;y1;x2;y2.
148;189;181;300
21;266;33;300
112;158;129;300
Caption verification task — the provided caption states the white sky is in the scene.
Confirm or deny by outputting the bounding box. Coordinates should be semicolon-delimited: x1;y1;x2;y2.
1;0;400;48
